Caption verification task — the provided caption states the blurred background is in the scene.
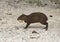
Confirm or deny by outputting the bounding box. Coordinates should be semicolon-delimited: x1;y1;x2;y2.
0;0;60;9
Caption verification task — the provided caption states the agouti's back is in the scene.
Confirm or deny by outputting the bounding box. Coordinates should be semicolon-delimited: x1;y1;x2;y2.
27;12;48;23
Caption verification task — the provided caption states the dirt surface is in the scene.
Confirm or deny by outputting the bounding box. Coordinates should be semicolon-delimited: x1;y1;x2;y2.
0;0;60;42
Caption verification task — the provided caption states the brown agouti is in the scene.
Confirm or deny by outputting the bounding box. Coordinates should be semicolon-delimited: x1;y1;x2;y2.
17;12;48;30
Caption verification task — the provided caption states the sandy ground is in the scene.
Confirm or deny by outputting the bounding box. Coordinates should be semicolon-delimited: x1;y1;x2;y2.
0;0;60;42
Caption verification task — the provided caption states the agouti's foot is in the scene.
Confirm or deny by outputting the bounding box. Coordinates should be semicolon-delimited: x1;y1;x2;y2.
24;27;27;29
43;27;48;31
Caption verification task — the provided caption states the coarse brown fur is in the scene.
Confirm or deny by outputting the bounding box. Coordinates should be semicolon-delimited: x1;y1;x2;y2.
17;12;48;30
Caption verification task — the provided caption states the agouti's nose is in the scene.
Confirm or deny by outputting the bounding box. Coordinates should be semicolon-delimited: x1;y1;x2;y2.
17;18;19;20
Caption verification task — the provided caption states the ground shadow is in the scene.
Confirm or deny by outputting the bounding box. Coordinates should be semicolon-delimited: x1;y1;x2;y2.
19;25;45;29
28;25;45;29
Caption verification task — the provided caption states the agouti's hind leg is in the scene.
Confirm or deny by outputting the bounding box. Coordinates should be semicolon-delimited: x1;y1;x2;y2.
24;23;30;29
43;22;48;30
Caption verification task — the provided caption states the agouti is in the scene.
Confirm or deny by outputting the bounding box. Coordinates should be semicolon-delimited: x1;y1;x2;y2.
17;12;48;30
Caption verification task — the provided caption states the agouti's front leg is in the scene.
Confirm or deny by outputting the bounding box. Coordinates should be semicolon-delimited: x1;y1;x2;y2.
24;23;30;29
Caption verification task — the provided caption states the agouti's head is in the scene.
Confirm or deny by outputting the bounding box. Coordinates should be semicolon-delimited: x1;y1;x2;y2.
17;14;27;22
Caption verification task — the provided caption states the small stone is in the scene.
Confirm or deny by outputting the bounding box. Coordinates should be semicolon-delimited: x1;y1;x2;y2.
50;15;53;17
15;26;19;30
7;13;12;15
0;18;2;20
45;4;47;5
32;30;38;34
30;37;36;39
